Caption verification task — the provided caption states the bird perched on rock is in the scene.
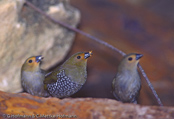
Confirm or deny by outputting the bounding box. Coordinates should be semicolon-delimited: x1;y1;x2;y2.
112;53;143;104
21;56;50;97
44;51;92;98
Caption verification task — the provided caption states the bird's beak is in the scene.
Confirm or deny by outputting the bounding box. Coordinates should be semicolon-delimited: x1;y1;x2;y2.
84;51;93;59
36;55;44;63
136;54;143;60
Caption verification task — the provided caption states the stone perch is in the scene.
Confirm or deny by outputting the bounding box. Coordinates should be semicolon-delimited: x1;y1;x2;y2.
0;91;173;119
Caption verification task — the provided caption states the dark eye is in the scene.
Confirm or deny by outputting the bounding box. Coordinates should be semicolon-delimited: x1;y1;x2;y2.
77;56;81;59
128;57;133;61
28;60;33;63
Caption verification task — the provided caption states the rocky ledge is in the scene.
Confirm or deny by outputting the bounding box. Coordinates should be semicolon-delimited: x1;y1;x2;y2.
0;91;173;119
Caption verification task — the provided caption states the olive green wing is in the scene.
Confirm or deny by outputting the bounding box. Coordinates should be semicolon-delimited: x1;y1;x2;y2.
112;77;121;101
44;70;62;90
44;70;60;84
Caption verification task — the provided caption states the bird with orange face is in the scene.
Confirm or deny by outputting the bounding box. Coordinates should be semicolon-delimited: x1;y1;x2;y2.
21;56;50;97
44;51;92;98
112;53;143;104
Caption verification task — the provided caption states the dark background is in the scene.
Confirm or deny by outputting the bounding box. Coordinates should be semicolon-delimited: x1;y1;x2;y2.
57;0;174;106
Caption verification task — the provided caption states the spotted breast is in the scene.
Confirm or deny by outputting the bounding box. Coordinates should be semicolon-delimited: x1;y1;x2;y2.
46;70;82;98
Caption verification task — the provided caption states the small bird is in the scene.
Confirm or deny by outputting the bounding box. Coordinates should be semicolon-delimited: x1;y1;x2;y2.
21;56;50;97
112;53;143;104
44;51;92;98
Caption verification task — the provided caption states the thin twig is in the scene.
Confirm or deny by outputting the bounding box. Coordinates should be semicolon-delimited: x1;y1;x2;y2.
138;65;163;106
25;1;163;106
25;1;126;56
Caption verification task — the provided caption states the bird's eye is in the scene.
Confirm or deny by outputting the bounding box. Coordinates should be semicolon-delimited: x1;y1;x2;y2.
28;60;33;63
77;56;81;59
128;57;133;61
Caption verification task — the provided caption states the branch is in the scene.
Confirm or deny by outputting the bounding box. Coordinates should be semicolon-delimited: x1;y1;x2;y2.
25;1;163;106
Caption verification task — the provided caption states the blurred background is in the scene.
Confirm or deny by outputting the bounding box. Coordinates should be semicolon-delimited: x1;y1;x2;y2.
54;0;174;106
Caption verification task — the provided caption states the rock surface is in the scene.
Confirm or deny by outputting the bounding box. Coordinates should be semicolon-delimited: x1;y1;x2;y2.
0;91;173;119
0;0;80;93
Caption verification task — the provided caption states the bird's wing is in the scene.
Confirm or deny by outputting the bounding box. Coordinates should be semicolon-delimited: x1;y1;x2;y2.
113;91;120;101
45;65;61;77
112;77;116;90
44;70;61;84
112;77;119;100
45;71;52;77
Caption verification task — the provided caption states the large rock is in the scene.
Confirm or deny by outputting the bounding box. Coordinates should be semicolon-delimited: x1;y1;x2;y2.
0;91;173;119
0;0;80;93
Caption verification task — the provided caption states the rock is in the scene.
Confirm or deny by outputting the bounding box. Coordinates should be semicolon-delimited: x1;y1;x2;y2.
0;91;173;119
0;0;80;93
